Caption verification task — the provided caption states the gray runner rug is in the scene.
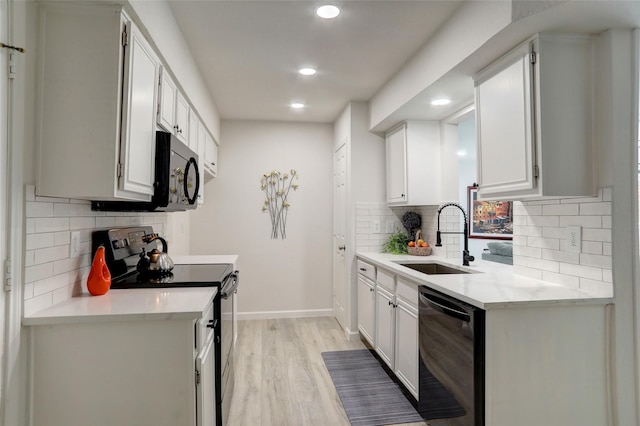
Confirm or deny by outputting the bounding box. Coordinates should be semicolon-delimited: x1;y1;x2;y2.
321;349;425;426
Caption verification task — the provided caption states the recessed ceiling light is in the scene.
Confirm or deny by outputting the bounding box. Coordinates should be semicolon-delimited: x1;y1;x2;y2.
299;67;317;76
316;4;341;19
431;98;452;106
290;102;305;109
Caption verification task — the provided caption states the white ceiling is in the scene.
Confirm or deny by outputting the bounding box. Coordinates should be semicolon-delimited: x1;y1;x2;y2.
168;0;464;123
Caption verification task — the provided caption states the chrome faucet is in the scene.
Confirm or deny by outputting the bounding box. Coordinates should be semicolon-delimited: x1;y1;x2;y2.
435;202;475;266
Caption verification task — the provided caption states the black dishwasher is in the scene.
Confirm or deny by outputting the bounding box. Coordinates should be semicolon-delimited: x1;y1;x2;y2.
418;286;485;426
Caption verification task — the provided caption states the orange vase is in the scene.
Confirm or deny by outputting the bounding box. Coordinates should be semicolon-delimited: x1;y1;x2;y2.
87;246;112;296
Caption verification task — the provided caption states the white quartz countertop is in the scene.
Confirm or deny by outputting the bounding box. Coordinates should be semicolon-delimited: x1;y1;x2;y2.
357;252;613;309
23;287;218;326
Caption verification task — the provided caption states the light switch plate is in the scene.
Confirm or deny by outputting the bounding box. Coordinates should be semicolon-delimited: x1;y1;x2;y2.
70;231;81;258
386;221;395;233
372;220;381;233
566;226;581;253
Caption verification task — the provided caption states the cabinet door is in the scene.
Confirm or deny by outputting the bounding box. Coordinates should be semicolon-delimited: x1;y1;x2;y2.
196;121;207;205
189;111;200;152
158;67;176;133
175;92;190;143
196;336;216;426
357;275;376;346
119;21;160;197
204;132;217;178
375;287;395;369
386;124;407;204
475;43;536;197
395;300;418;398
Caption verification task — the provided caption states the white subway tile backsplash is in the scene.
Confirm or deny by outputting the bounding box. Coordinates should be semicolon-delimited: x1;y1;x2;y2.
26;202;54;218
23;186;169;313
516;187;612;294
559;215;602;228
527;215;559;227
26;233;55;250
542;203;579;216
526;236;560;250
582;228;612;242
541;271;580;288
34;217;69;233
559;263;603;281
34;246;70;265
580;202;611;216
580;253;612;269
580;241;603;255
541;249;580;265
25;262;54;284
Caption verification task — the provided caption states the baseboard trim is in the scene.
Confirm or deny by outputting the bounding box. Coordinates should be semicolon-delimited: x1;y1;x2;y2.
345;328;361;341
238;308;334;320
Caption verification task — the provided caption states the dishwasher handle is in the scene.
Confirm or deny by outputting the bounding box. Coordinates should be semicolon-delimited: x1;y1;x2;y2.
420;291;470;323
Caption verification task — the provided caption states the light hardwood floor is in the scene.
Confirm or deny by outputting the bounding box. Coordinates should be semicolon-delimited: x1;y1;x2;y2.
227;317;428;426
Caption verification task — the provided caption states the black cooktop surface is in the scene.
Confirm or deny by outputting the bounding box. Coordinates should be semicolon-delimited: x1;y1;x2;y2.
111;263;233;289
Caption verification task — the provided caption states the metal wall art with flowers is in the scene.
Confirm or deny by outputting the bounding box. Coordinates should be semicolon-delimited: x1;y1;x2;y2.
260;170;299;239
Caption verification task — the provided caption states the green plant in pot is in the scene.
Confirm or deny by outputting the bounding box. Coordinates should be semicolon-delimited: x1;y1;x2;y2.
383;230;410;254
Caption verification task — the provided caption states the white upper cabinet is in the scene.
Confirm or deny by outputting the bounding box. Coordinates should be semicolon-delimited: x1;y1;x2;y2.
188;109;201;152
204;132;218;179
119;21;161;197
474;33;595;200
175;92;190;143
385;121;441;206
36;4;159;201
196;121;207;205
157;68;189;144
158;68;177;133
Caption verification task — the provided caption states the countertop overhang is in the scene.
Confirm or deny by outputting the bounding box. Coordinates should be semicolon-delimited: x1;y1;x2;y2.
357;252;613;309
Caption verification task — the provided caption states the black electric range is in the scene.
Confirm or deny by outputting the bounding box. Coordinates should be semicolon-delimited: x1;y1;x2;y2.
109;263;233;289
92;226;238;426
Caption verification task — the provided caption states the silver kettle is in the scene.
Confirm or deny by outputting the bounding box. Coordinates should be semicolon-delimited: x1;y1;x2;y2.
137;235;174;275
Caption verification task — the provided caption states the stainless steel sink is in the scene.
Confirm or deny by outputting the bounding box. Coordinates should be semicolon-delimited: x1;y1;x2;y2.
399;263;471;275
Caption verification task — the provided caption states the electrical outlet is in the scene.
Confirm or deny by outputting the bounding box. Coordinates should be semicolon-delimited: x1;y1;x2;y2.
386;221;395;233
566;226;581;253
372;220;381;233
70;231;81;258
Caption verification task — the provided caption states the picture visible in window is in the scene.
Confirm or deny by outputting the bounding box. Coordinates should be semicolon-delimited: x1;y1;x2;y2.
467;186;513;239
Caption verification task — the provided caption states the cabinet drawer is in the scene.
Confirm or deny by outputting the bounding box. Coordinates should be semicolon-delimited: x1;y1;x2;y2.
377;268;395;292
357;259;376;281
196;301;215;352
396;277;419;308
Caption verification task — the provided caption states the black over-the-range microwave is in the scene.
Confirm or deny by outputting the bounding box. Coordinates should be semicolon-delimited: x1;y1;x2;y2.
92;131;200;212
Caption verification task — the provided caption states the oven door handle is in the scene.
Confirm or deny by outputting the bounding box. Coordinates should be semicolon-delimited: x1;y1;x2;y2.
220;271;239;299
420;292;470;323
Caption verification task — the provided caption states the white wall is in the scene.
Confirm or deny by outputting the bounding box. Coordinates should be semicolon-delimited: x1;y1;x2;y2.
188;120;334;317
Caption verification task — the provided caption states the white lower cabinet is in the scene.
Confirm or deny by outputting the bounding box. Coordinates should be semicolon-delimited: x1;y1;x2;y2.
394;278;419;398
28;301;215;426
357;274;376;346
371;268;420;399
375;285;395;368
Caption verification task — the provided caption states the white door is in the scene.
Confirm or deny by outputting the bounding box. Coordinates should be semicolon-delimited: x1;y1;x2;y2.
333;142;347;329
0;0;7;409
